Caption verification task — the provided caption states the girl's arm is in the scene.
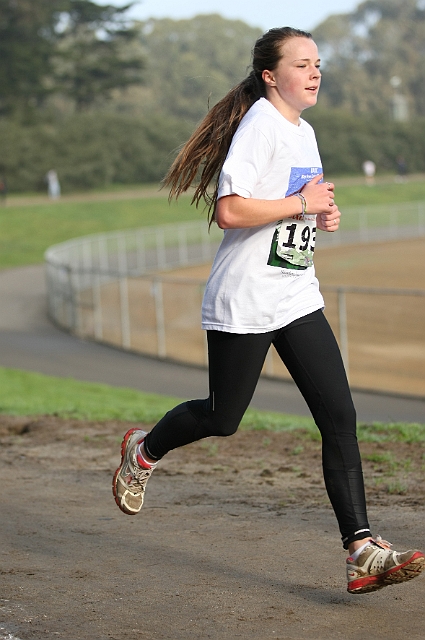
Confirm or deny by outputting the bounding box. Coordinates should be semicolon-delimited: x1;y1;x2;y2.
216;173;340;231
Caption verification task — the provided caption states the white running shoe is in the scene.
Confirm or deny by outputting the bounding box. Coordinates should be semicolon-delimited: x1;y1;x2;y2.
347;535;425;594
112;428;156;515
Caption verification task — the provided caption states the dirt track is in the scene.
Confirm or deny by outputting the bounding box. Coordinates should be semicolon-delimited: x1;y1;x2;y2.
1;415;425;640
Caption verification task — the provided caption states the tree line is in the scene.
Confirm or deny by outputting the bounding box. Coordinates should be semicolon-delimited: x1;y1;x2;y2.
0;0;144;117
2;2;425;192
313;0;425;117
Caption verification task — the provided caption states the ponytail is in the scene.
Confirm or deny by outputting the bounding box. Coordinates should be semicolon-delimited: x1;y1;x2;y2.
163;71;263;218
163;27;312;221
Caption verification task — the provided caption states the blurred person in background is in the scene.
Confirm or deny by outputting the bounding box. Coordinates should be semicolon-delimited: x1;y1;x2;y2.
362;159;376;186
46;169;61;199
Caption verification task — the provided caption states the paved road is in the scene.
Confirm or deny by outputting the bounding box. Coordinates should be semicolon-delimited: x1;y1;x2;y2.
0;264;424;423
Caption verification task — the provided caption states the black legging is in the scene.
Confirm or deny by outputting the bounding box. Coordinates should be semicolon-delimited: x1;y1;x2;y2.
144;309;371;548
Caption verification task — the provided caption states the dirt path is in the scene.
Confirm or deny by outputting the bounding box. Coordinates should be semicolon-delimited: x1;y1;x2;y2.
1;415;424;640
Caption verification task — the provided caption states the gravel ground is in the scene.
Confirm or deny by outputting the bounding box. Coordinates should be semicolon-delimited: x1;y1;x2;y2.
1;415;424;640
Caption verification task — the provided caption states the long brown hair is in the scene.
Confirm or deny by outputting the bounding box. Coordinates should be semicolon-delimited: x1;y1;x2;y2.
163;27;312;220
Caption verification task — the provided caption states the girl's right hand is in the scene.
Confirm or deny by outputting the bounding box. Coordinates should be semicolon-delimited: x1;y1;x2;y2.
301;173;335;215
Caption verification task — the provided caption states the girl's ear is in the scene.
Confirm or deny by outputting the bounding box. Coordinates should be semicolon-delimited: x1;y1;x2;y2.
262;69;276;87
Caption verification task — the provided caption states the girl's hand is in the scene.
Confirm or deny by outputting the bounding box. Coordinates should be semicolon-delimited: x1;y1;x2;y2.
301;174;335;214
301;174;340;232
316;204;341;232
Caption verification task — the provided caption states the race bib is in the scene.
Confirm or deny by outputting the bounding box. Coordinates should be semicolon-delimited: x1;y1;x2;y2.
275;215;316;267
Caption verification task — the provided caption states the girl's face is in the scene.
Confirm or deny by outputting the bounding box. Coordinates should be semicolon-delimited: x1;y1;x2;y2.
262;37;321;124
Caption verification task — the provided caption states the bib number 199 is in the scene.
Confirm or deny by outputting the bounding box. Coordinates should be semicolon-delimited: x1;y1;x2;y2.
276;218;316;268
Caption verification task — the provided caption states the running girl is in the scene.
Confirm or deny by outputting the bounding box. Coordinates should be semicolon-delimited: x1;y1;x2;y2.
113;27;424;594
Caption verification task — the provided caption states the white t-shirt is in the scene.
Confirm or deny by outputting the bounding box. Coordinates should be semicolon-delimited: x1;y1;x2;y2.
202;97;325;334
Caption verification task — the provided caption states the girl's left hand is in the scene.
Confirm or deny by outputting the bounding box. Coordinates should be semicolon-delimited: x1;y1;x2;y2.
316;204;341;232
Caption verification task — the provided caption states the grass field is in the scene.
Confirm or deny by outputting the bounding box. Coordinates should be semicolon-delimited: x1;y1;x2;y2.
331;179;425;206
2;177;425;269
0;194;198;269
0;366;424;436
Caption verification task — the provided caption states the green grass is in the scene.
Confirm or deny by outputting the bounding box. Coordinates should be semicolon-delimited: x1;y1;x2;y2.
2;178;425;270
0;366;316;428
0;367;424;441
333;180;425;207
0;193;199;269
0;367;180;423
356;422;425;443
336;183;425;231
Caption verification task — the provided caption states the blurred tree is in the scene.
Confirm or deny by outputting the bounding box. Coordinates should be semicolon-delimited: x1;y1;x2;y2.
135;15;262;123
54;1;144;110
304;107;420;175
6;7;425;191
0;112;193;191
313;0;425;117
0;0;66;116
0;0;144;116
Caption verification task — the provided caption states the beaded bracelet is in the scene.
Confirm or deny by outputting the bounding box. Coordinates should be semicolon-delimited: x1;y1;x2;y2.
294;192;307;219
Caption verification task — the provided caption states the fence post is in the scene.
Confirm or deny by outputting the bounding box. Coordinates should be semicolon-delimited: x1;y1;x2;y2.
136;229;146;274
65;265;78;333
119;276;131;349
178;224;189;265
72;247;83;335
93;272;103;341
156;227;166;270
117;234;128;274
82;240;93;290
337;288;350;380
152;278;166;358
98;237;106;269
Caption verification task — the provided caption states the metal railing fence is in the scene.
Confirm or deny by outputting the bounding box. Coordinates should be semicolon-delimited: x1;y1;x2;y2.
45;201;425;397
316;199;425;247
45;220;223;334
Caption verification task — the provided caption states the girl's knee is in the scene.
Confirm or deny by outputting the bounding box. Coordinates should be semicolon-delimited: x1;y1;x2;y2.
315;397;357;434
212;421;240;437
187;399;240;438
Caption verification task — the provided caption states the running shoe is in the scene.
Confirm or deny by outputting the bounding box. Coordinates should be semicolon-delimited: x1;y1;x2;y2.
347;535;425;594
112;428;156;515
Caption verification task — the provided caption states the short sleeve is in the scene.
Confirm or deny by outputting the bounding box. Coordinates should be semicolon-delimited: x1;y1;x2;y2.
217;124;273;199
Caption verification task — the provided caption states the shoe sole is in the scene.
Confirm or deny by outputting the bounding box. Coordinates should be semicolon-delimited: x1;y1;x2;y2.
348;553;425;594
112;427;142;516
